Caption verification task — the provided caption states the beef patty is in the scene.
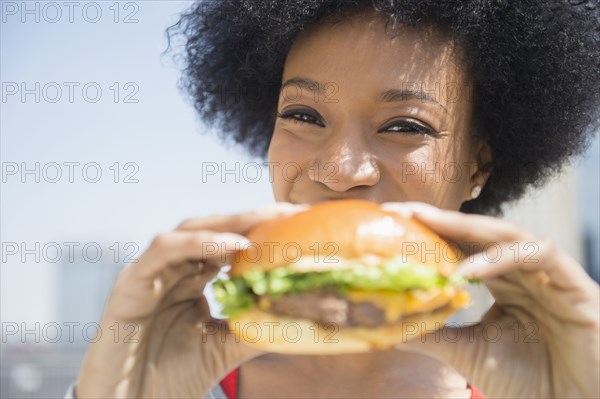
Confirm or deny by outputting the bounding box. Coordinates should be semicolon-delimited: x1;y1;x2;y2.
260;291;386;327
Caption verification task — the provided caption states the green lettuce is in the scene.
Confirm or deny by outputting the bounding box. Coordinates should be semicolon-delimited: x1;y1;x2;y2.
212;256;458;317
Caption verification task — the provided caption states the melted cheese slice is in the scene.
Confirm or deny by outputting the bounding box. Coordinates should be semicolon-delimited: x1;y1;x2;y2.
257;288;471;325
347;287;470;323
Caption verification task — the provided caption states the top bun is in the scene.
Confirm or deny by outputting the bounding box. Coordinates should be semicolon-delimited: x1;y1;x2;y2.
231;200;460;277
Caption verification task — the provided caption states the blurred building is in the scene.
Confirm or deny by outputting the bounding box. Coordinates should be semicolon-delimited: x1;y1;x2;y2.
1;346;83;399
57;252;123;346
1;248;123;398
579;135;600;282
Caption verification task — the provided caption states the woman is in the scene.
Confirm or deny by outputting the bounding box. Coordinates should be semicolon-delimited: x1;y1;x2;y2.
72;0;600;398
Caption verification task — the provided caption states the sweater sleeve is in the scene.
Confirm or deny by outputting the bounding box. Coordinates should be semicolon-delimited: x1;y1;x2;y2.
64;384;77;399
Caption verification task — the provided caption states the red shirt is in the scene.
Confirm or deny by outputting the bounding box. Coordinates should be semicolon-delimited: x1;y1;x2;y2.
219;368;486;399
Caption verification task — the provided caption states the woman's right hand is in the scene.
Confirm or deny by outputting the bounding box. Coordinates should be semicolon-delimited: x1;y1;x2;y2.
76;203;307;398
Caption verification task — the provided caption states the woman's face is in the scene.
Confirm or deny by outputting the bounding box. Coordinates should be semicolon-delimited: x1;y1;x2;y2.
268;12;489;210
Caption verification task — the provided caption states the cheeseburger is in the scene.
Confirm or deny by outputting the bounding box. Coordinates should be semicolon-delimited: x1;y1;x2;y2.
212;200;469;354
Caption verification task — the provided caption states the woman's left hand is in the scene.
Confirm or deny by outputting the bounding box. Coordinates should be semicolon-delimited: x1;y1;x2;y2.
387;202;600;398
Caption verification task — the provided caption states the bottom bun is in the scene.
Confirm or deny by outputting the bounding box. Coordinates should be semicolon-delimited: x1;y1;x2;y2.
228;305;460;355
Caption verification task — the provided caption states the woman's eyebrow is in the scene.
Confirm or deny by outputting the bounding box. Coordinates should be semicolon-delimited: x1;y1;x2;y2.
281;77;325;97
377;89;448;113
281;77;447;113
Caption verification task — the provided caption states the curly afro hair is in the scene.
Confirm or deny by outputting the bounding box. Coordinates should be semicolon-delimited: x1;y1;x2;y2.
168;0;600;215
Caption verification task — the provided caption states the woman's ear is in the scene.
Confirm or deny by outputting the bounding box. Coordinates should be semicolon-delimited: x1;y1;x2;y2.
466;141;493;201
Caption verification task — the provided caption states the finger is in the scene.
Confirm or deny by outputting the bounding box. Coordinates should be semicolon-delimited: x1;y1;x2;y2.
157;271;211;312
133;231;249;280
176;202;309;233
381;201;437;218
455;239;596;292
380;202;415;218
403;203;533;253
152;261;215;303
383;201;529;255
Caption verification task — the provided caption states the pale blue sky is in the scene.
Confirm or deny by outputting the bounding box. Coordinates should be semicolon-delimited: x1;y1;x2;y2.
1;1;274;326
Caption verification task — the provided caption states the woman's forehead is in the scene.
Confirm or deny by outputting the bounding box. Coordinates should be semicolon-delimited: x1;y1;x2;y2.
283;13;466;98
281;13;469;116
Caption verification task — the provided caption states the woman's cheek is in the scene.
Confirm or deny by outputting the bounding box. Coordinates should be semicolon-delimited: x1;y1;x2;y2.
268;129;305;201
386;149;468;208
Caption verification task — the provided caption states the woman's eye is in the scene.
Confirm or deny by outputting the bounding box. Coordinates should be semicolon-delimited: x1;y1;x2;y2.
277;110;325;127
379;119;437;136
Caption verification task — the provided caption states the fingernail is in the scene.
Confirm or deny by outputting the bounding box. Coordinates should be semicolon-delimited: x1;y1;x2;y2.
454;258;489;278
401;202;442;216
275;202;310;211
381;203;414;218
212;233;251;247
259;202;309;214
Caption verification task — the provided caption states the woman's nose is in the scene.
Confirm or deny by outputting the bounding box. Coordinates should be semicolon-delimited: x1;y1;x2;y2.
308;139;380;192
